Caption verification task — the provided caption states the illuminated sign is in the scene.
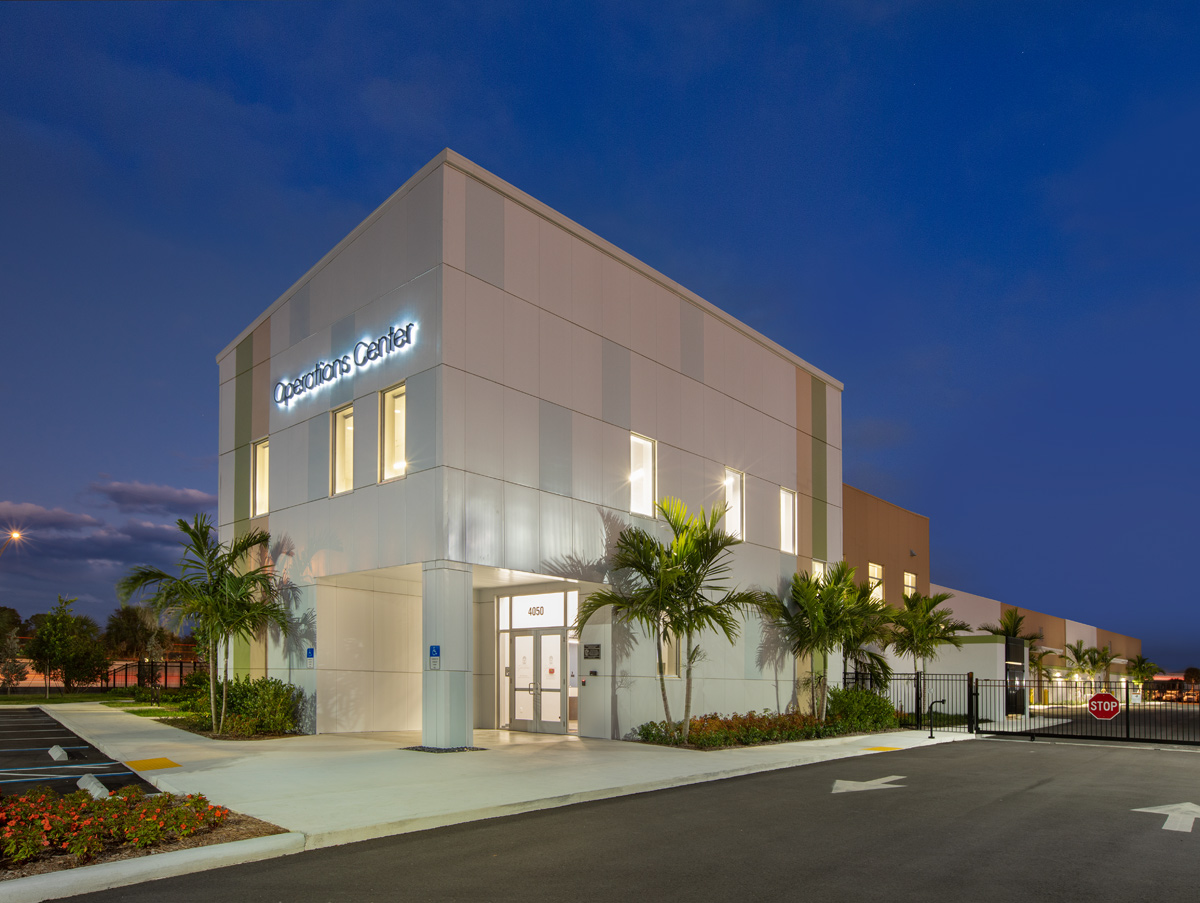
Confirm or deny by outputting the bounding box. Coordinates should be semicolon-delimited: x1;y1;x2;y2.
274;322;417;407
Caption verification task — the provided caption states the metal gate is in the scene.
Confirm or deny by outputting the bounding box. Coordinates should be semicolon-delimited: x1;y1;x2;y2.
843;672;1200;745
977;678;1200;746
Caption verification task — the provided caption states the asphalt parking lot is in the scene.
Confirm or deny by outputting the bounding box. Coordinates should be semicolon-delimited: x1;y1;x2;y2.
0;707;155;797
61;736;1200;903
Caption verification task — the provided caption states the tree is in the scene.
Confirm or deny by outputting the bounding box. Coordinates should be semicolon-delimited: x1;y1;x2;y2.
1029;647;1054;704
765;561;856;721
24;596;111;694
840;577;895;691
978;608;1044;644
0;628;28;694
1091;646;1117;686
576;498;774;743
1125;655;1162;695
889;591;969;674
105;604;171;687
1184;666;1200;687
0;605;21;637
1064;640;1092;684
117;514;291;734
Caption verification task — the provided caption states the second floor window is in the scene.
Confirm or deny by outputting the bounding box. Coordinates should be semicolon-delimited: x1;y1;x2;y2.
724;468;744;539
630;434;655;516
332;405;354;495
252;439;269;516
868;562;884;602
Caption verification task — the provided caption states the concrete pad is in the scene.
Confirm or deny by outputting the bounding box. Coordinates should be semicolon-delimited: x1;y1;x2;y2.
43;703;974;853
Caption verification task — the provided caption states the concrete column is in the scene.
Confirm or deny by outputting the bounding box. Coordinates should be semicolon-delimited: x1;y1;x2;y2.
421;560;474;748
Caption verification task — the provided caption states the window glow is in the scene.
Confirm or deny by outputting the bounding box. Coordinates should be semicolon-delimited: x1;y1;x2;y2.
724;468;743;539
380;384;407;481
868;562;884;602
779;487;796;554
252;439;270;517
333;406;354;494
630;434;655;516
903;571;917;597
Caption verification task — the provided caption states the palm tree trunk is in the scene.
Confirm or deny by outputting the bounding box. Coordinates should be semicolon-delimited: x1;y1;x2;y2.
818;650;829;721
655;630;674;737
208;639;218;731
682;630;694;742
221;636;231;734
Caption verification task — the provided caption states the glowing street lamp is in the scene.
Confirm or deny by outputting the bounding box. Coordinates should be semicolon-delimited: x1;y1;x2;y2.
0;530;21;558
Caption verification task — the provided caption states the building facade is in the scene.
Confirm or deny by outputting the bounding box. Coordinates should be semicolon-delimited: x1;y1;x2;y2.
217;149;844;747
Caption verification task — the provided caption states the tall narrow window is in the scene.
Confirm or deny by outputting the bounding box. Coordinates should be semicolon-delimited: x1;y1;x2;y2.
659;630;680;678
812;560;827;581
332;405;354;495
630;434;655;516
252;439;269;516
779;487;797;554
380;384;406;481
868;562;884;602
903;571;917;598
724;467;744;539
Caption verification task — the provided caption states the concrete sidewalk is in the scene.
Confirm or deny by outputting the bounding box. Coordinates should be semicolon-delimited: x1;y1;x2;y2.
46;703;973;850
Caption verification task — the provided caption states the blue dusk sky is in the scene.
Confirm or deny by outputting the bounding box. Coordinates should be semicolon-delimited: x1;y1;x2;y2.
0;3;1196;666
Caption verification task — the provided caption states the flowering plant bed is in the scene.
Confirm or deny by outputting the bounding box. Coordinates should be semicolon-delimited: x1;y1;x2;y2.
1;785;281;878
636;710;858;749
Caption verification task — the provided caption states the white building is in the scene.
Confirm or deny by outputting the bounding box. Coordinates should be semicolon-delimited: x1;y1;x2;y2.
217;149;843;748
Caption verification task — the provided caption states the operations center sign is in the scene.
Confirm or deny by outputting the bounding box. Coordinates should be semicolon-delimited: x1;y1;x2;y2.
274;322;417;407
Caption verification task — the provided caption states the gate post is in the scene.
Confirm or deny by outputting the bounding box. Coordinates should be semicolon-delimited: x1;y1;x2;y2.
1125;679;1131;740
967;672;975;733
914;672;923;732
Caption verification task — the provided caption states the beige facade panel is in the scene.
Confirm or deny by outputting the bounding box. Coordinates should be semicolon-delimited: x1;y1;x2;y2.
843;484;930;602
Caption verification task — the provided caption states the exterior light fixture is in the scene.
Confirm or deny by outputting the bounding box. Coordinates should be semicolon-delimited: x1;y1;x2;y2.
0;530;22;559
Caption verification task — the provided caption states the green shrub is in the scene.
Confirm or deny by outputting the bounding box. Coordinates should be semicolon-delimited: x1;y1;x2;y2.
826;686;899;732
213;676;304;735
637;710;851;749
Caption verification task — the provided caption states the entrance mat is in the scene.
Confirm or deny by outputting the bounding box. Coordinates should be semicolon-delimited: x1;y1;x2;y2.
401;746;488;753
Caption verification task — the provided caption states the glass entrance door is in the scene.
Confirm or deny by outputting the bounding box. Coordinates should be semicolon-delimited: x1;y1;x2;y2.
510;629;567;734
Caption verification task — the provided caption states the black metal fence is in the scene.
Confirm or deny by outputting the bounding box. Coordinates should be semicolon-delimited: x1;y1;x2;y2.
105;660;207;690
843;671;1200;746
979;679;1200;746
844;671;977;733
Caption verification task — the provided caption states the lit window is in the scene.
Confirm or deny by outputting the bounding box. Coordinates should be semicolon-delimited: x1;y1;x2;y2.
252;439;269;516
630;434;656;516
724;468;744;539
332;405;354;495
903;571;917;597
868;562;884;602
779;488;797;554
660;630;680;677
380;384;406;481
812;560;827;580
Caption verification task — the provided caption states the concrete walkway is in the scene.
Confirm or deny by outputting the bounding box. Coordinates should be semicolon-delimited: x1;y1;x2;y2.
46;703;973;850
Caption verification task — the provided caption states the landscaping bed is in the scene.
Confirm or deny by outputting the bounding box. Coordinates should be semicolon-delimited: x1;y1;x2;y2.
0;785;285;881
634;687;901;750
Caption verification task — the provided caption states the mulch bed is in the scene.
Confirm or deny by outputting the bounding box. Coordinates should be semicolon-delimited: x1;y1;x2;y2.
1;812;287;882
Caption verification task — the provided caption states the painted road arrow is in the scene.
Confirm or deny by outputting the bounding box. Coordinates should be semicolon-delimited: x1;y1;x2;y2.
832;775;906;794
1133;802;1200;832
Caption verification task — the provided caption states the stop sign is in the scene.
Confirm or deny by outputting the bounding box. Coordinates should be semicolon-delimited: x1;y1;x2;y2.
1088;692;1121;720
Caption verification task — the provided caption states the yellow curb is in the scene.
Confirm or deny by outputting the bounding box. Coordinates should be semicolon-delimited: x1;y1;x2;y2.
125;757;181;771
861;746;902;751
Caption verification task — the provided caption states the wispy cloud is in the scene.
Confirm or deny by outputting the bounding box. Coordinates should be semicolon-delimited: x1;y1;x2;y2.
0;501;102;531
86;481;216;516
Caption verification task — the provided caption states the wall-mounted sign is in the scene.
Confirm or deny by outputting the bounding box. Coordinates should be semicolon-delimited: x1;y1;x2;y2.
273;322;417;407
583;644;601;660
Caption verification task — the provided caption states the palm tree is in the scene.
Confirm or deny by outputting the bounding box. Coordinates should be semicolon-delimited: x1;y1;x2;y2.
576;497;774;743
117;514;290;734
841;577;895;691
1064;640;1092;691
1125;654;1162;697
1091;646;1117;688
765;561;857;720
889;591;969;675
1029;647;1054;705
978;608;1044;644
